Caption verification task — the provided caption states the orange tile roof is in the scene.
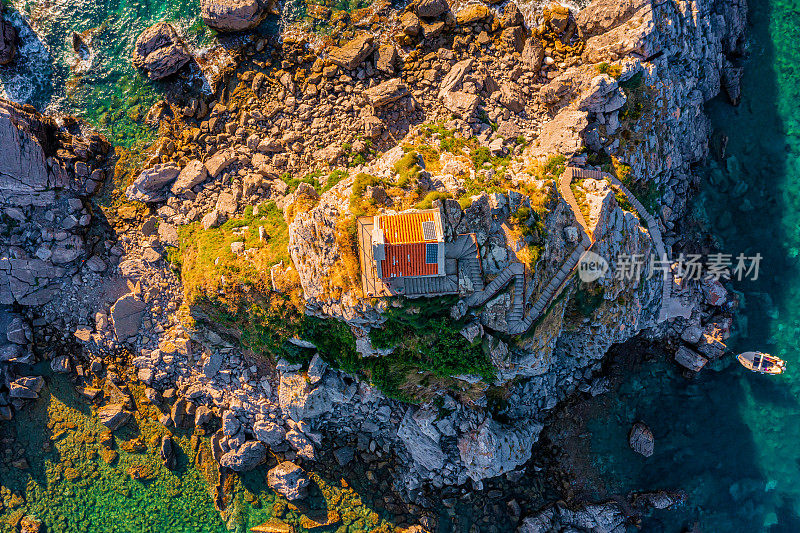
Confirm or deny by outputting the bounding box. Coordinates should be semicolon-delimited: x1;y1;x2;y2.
381;243;439;278
378;211;437;244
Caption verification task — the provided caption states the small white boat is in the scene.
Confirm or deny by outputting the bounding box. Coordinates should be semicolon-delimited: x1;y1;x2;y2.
737;352;786;375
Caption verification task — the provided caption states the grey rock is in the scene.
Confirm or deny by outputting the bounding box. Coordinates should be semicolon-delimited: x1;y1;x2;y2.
132;22;191;80
629;422;654;457
200;0;267;32
6;316;30;344
0;10;17;66
110;294;146;341
268;461;310;501
674;345;707;372
254;419;287;446
206;150;236;177
97;404;133;430
397;409;446;471
202;209;224;229
306;353;327;385
328;33;375;70
125;163;181;203
364;79;408;107
50;354;71;373
220;440;267;471
222;410;241;436
171;160;208;195
414;0;449;18
286;429;316;460
161;435;177;470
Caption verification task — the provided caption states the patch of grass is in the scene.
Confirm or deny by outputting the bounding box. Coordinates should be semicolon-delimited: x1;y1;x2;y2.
178;202;290;305
394;151;422;188
367;298;495;402
618;72;650;122
570;179;591;222
350;172;383;217
322;169;348;192
415;191;451;210
612;157;662;215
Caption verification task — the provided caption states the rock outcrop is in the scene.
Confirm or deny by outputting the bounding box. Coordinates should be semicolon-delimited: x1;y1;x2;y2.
0;7;17;65
200;0;267;32
132;22;192;80
125;163;181;203
267;461;310;501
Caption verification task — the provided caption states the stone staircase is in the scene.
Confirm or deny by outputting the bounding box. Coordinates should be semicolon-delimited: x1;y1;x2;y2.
446;234;485;292
459;166;689;335
404;274;458;296
453;167;692;335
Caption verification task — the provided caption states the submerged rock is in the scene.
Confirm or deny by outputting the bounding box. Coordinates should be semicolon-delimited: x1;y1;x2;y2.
267;461;310;501
132;22;191;80
629;422;655;457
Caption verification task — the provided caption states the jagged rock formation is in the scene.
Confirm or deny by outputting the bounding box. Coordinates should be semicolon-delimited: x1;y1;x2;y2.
132;22;192;80
0;6;17;66
200;0;267;32
0;98;113;421
27;0;744;516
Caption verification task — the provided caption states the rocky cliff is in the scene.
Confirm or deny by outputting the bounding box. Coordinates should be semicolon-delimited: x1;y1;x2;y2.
0;0;745;524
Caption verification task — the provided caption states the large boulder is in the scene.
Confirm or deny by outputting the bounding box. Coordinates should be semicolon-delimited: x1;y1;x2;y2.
125;163;180;203
0;9;17;65
629;422;654;457
397;408;447;472
132;22;191;80
0;100;60;206
254;419;286;446
364;79;408;107
110;293;147;341
458;418;542;481
267;461;310;501
205;150;236;177
414;0;449;18
578;75;627;113
97;404;133;430
220;440;267;471
200;0;267;32
674;345;707;372
171;160;208;195
441;91;479;120
328;34;375;70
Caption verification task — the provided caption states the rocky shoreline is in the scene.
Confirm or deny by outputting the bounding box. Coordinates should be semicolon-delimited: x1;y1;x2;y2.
0;0;747;530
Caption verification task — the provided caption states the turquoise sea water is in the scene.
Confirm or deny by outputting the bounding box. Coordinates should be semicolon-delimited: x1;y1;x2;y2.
3;0;800;530
0;0;212;146
586;0;800;530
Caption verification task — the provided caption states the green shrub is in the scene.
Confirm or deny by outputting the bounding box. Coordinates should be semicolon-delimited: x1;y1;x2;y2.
394;151;421;186
415;191;451;209
596;62;622;79
351;172;381;199
323;169;348;192
470;146;491;168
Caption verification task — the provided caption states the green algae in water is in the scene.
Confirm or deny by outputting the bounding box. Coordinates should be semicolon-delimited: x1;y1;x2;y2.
0;371;401;533
0;0;213;147
0;373;227;533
